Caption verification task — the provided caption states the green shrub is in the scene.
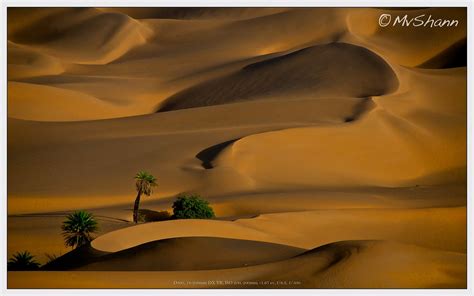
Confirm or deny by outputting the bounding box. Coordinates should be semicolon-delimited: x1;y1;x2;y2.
61;210;99;249
8;251;40;271
172;194;215;219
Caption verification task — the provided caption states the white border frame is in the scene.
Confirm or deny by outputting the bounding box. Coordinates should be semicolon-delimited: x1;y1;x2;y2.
0;1;472;295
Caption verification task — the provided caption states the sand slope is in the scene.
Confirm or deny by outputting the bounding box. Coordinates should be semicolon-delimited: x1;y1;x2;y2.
65;237;305;271
158;42;398;111
8;8;152;64
7;7;467;289
346;8;466;67
8;240;466;288
8;42;64;79
98;7;289;20
91;206;465;253
214;67;466;187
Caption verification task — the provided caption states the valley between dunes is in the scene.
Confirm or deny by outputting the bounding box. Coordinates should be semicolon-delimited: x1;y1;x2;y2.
7;7;466;288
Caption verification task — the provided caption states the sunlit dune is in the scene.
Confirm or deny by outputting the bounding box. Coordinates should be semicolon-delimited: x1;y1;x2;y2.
8;240;466;288
7;7;466;289
158;42;398;111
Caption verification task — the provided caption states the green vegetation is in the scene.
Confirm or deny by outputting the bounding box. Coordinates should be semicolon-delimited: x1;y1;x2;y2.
8;177;217;272
133;171;158;223
7;251;40;271
61;210;99;249
172;194;215;219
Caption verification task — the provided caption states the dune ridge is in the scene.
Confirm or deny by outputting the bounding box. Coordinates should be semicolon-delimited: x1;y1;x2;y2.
91;206;466;253
9;240;466;288
8;8;153;64
8;8;465;121
8;42;64;79
213;66;465;187
98;8;289;20
7;7;466;289
51;237;306;271
158;42;398;111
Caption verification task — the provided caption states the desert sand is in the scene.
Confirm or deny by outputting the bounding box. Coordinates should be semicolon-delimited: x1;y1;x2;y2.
7;7;466;288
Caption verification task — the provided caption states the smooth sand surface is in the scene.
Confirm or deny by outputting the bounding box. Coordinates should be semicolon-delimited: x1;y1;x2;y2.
8;240;466;288
158;42;398;111
7;7;466;288
77;237;305;271
91;206;465;253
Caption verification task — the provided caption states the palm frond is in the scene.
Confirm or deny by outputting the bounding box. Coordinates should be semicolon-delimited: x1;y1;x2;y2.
61;211;99;248
8;251;40;270
135;171;157;196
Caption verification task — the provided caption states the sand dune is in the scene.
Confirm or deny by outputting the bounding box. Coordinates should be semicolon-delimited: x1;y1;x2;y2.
8;8;466;120
8;42;64;79
417;38;466;69
7;7;466;289
158;42;398;111
8;81;133;121
214;66;466;187
8;184;466;264
98;7;289;20
59;237;305;271
252;240;466;288
8;240;466;288
8;92;376;213
91;206;465;253
346;8;466;66
8;8;152;64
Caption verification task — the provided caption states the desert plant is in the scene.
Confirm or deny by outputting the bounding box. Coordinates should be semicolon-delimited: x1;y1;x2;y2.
7;251;40;271
172;194;215;219
44;252;61;265
61;210;99;249
133;171;158;223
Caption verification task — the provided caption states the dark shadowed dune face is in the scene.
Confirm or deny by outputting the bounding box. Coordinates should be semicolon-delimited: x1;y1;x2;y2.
8;8;98;44
63;237;306;271
158;42;399;112
98;7;288;20
417;38;467;69
196;138;239;169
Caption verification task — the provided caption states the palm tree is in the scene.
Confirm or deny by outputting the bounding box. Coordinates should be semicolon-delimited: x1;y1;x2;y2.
8;251;40;271
133;171;157;223
61;210;99;249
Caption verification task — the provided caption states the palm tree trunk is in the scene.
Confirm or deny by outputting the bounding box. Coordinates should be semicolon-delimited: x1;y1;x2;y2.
133;190;142;223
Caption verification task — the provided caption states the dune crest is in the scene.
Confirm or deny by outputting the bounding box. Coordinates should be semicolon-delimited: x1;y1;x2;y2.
98;7;289;20
346;8;466;66
8;8;153;64
8;82;132;121
158;42;398;111
7;7;466;289
53;237;305;271
91;206;465;254
9;240;466;288
213;66;465;187
8;42;64;79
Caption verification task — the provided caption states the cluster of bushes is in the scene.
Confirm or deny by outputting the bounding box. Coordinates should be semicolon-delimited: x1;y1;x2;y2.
8;171;215;271
172;194;215;219
7;251;40;271
133;171;214;223
138;193;215;222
